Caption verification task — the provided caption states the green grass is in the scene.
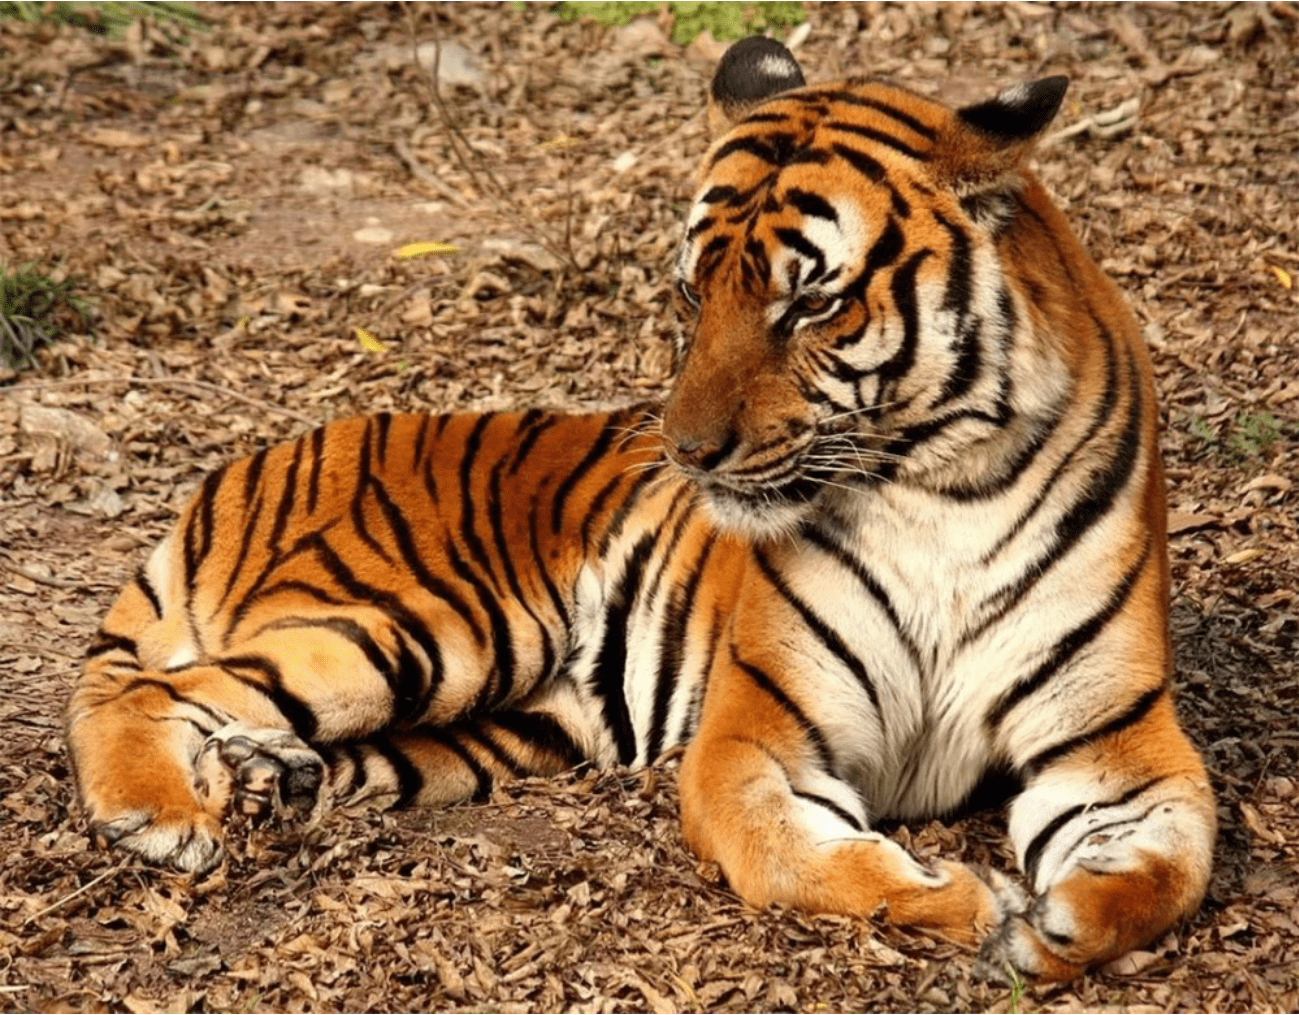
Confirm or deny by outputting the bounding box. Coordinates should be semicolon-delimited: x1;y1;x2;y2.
556;1;805;45
0;1;207;41
0;263;91;370
1186;410;1288;461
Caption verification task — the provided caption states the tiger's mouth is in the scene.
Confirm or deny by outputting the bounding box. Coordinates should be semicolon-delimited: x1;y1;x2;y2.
683;452;877;539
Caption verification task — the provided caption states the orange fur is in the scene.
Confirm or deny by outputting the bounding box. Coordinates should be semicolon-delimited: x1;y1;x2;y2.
67;41;1213;981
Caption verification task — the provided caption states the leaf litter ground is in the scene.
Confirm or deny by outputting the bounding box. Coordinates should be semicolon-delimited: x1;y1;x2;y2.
1;3;1297;1012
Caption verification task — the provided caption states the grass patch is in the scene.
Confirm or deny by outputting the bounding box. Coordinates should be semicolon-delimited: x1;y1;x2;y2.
556;1;805;45
0;263;91;370
1185;410;1289;461
0;1;207;41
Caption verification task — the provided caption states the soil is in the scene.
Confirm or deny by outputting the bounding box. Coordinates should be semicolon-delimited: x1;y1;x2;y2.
1;3;1297;1012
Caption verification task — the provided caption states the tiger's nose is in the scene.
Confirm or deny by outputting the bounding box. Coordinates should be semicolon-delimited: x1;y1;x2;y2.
671;430;739;472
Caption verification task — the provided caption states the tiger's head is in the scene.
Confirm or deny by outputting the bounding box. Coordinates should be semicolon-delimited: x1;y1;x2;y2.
663;38;1071;539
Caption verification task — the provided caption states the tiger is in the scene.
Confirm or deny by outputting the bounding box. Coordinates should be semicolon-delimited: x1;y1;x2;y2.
66;37;1216;981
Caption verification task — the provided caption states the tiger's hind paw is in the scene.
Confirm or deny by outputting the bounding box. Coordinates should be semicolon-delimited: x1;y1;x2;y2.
196;723;324;825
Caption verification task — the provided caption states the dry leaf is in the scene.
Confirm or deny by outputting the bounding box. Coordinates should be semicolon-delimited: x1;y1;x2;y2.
356;328;387;353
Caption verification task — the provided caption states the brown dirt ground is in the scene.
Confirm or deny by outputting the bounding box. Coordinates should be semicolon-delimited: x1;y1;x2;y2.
1;3;1297;1012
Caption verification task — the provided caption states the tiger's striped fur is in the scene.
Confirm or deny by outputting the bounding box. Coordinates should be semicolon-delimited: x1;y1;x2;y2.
67;39;1214;980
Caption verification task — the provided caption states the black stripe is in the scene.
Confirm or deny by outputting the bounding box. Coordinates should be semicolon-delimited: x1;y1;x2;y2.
183;467;224;587
242;447;267;505
458;414;504;597
879;249;932;389
775;227;825;283
117;676;226;729
417;728;493;802
352;421;394;565
251;578;348;607
490;426;556;683
85;632;138;659
1022;803;1085;885
783;188;838;222
267;437;302;553
507;410;559;477
801;522;919;672
253;615;424;718
754;550;881;713
832;141;884;183
306;426;325;515
375;411;392;468
732;651;835;773
697;234;731;274
825;120;926;160
595;464;673;560
551;418;620;535
304;533;448;698
412;413;432;467
1023;684;1167;778
443;534;515;708
640;486;699;607
711;132;801;168
792;790;864;832
970;365;1143;637
986;538;1152;730
591;532;657;765
134;568;162;616
364;475;484;645
527;491;570;630
490;710;587;770
219;654;318;740
366;737;424;807
457;724;528;778
799;90;938;140
1023;777;1164;883
830;144;911;217
842;217;905;304
217;488;264;612
646;534;716;761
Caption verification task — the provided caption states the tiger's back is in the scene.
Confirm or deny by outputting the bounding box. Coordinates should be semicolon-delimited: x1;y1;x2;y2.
68;38;1214;982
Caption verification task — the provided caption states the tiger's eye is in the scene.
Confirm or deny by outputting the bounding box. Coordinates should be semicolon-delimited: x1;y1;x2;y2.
677;279;701;309
794;292;833;318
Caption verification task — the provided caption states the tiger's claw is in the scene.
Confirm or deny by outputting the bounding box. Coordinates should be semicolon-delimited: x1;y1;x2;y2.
196;723;324;824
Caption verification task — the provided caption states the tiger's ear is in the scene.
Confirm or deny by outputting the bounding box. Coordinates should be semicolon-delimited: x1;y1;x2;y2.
708;36;806;139
935;77;1069;196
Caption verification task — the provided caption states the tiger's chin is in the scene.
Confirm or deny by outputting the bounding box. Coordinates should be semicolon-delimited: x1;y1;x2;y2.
695;481;819;542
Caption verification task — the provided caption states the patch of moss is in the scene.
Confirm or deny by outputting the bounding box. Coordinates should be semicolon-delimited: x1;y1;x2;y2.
556;1;805;45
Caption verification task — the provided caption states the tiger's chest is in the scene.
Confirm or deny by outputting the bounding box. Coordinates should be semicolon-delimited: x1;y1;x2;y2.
772;482;1083;819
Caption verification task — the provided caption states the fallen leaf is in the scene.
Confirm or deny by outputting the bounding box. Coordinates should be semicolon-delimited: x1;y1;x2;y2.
356;328;386;353
396;241;459;259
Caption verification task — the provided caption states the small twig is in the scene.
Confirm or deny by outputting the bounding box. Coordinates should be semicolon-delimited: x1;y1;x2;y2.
393;136;466;205
23;865;125;926
0;553;86;590
399;0;578;272
1;375;319;428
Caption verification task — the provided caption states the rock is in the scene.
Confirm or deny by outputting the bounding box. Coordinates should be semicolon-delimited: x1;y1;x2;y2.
353;225;394;245
614;18;671;56
415;40;484;87
19;404;115;463
300;166;354;193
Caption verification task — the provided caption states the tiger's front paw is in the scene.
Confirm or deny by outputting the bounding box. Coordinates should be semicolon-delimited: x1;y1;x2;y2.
975;878;1115;983
91;806;226;874
976;908;1088;983
196;723;324;824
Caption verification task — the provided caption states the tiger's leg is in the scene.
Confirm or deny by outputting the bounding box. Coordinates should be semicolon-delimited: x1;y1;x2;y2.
679;650;1021;944
981;693;1215;980
68;579;447;870
323;681;596;808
